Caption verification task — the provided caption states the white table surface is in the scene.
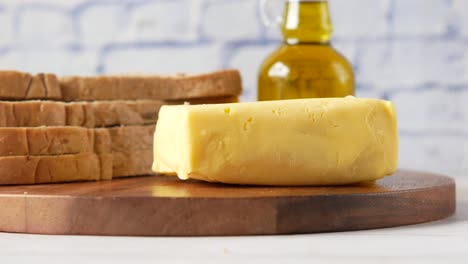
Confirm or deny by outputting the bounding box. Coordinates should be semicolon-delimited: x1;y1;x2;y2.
0;178;466;264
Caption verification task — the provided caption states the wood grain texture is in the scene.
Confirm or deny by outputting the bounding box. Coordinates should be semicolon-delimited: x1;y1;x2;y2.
0;170;455;236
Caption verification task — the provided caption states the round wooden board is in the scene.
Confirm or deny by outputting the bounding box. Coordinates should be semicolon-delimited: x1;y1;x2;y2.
0;170;456;236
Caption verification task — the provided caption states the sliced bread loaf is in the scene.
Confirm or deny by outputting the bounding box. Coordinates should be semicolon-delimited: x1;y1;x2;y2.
0;125;155;156
0;100;158;127
0;150;155;185
0;153;112;185
0;97;236;128
95;125;154;154
0;70;242;101
0;71;61;100
0;127;94;156
112;149;153;178
60;69;242;101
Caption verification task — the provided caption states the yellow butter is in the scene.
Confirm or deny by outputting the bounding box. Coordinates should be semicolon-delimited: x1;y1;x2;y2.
152;97;399;186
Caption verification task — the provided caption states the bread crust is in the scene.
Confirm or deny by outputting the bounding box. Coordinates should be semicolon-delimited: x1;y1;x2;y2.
0;125;155;156
0;69;241;185
0;97;237;128
0;71;61;100
0;149;155;185
60;69;242;101
0;153;108;185
0;70;242;101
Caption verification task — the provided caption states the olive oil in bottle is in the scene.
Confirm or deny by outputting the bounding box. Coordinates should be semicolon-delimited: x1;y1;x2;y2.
258;0;354;101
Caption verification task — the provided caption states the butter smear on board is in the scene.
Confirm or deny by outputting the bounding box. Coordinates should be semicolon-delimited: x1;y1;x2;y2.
152;97;399;186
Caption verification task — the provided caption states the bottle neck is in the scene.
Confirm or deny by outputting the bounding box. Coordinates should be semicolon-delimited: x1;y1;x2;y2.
280;0;333;45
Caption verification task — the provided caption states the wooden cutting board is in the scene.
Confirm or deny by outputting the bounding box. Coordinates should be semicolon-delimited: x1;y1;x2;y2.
0;170;455;236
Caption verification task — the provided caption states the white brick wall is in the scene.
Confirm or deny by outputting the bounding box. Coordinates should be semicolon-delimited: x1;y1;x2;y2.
391;87;468;133
0;9;13;47
262;0;284;40
399;134;467;177
78;3;128;48
355;89;383;99
358;40;465;89
122;0;199;42
103;44;222;74
17;6;74;49
393;0;452;37
0;0;466;178
330;0;390;38
454;0;468;38
0;49;98;75
202;0;261;41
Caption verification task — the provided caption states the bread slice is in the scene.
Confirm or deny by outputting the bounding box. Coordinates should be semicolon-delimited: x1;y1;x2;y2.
0;70;242;101
0;153;112;185
0;150;155;185
0;97;237;128
0;125;155;156
0;71;61;100
0;125;156;184
0;127;94;156
94;125;154;154
112;149;153;178
0;100;156;127
65;100;160;128
60;69;242;101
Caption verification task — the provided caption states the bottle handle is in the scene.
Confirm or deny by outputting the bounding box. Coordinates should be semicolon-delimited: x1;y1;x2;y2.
259;0;283;27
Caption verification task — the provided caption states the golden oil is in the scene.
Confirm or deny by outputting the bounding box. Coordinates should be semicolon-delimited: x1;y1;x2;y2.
258;0;355;101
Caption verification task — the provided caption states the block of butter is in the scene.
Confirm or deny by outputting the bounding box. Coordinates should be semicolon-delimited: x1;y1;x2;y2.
152;97;399;186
